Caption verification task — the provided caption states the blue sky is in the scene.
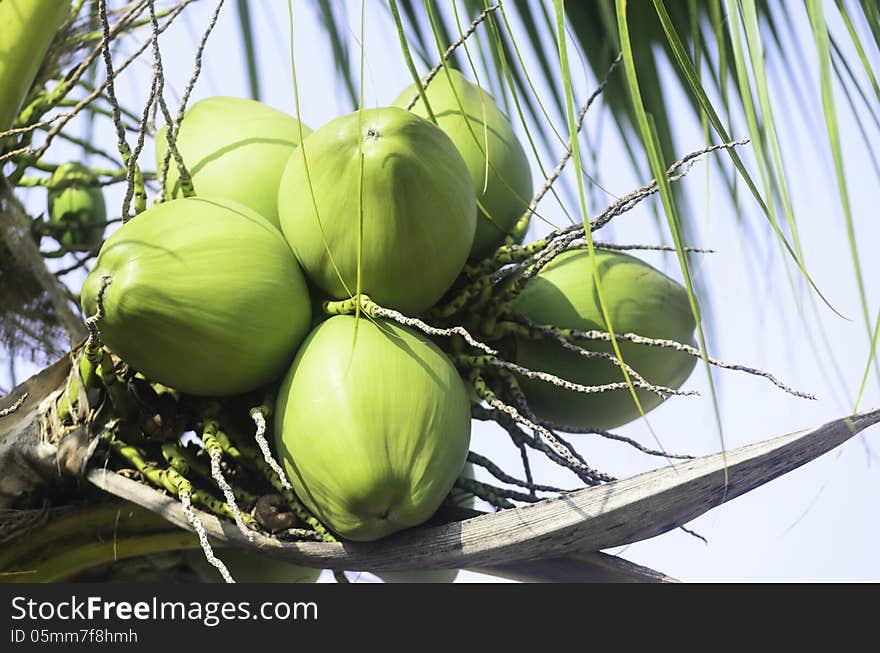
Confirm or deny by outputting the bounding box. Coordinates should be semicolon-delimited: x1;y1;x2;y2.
4;0;879;582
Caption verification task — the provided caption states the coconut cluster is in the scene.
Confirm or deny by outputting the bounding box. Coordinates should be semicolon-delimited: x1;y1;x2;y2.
80;74;697;546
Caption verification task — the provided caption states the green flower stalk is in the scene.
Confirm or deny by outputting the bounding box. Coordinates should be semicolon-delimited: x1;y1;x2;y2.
0;0;72;135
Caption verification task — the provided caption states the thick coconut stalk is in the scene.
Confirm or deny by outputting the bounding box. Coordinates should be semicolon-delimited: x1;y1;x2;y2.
0;0;72;135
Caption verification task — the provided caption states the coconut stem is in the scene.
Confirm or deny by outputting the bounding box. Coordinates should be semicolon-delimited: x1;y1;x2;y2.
104;433;245;528
14;1;191;175
166;438;260;508
521;415;695;461
97;352;139;421
457;476;562;507
463;244;535;281
157;0;225;202
166;430;320;542
469;370;613;484
0;394;27;418
85;274;112;356
200;414;255;542
466;451;568;494
55;343;139;431
121;0;164;218
471;403;596;485
222;412;336;543
97;0;138;202
504;54;624;247
323;294;498;355
479;139;751;311
492;319;699;400
459;353;694;400
465;239;712;284
427;275;494;320
179;489;234;584
496;370;614;477
55;353;94;426
248;403;292;490
401;4;501;112
518;442;536;499
511;315;815;400
481;354;699;464
0;0;73;136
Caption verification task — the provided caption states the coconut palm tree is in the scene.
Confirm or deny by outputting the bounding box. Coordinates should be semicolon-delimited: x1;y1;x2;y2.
1;0;878;583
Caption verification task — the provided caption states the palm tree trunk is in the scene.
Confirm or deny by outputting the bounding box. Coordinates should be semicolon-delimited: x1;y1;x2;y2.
0;177;87;341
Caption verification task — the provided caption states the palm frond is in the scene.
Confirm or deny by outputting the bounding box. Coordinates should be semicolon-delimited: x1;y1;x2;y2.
234;0;261;100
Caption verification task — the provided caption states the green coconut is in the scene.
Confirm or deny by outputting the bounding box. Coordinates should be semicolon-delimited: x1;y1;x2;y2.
395;69;532;259
46;162;106;248
376;462;474;583
274;315;472;542
81;197;311;396
277;106;476;314
156;96;310;227
512;248;697;430
186;549;321;584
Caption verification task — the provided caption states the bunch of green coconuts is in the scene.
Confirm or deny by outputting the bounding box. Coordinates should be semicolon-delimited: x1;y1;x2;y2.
78;70;697;564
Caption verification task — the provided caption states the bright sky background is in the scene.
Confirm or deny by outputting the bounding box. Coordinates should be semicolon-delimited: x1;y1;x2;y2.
4;0;879;583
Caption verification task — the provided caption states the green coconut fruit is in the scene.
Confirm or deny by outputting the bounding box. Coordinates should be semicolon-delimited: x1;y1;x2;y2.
156;96;311;227
512;248;698;430
46;162;106;248
376;462;474;583
274;315;472;542
80;197;311;396
186;549;321;584
395;69;532;259
277;106;476;314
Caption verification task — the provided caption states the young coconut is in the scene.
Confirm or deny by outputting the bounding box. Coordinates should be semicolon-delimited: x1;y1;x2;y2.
274;315;472;542
155;96;311;227
277;107;476;315
511;249;697;430
46;162;107;248
81;197;311;396
394;69;533;259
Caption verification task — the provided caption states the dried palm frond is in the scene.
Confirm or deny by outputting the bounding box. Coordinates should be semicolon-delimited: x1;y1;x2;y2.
0;180;83;369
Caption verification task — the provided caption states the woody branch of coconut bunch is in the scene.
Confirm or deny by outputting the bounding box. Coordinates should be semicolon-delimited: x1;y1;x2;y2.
1;1;859;584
